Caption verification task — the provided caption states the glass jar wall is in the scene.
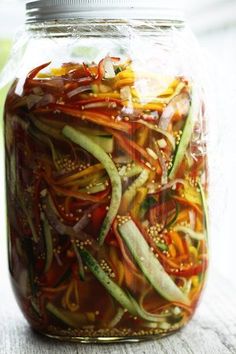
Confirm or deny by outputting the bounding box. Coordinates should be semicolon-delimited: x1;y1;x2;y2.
4;12;209;343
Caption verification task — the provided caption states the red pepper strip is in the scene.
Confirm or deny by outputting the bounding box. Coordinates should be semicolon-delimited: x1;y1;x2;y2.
39;259;73;287
82;62;95;78
167;261;208;278
91;205;108;232
24;62;52;93
69;200;95;209
68;97;123;107
134;218;208;278
189;156;206;179
109;129;162;174
93;56;120;83
39;104;132;134
26;62;51;81
172;196;203;217
51;184;108;203
149;301;193;315
113;220;139;273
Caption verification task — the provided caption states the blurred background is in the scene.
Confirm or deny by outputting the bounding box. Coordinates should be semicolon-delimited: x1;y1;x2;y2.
0;0;236;285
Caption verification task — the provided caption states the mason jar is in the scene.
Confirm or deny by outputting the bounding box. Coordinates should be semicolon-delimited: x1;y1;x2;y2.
4;0;209;343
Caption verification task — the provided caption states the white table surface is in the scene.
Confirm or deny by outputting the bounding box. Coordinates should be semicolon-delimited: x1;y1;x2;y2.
1;269;236;354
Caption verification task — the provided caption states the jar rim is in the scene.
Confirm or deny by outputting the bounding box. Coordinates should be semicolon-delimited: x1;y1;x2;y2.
26;0;185;23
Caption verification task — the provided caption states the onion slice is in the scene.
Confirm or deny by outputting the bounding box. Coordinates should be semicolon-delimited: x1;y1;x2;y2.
67;85;91;98
159;92;190;130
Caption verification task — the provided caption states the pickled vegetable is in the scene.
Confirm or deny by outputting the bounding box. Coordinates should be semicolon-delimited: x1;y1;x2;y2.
5;56;208;339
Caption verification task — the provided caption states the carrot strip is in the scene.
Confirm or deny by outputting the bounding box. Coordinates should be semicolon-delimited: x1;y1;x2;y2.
56;164;104;185
169;231;185;256
113;220;138;273
52;184;108;203
110;129;162;174
173;196;203;217
38;104;132;133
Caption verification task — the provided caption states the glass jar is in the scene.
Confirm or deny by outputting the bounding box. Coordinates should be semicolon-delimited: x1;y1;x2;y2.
4;0;209;343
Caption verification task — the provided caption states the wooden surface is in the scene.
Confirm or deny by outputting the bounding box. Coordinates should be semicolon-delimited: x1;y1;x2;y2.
0;271;236;354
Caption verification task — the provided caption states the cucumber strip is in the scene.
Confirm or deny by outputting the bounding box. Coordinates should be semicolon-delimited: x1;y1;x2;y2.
88;135;114;153
62;126;122;246
119;220;190;306
120;170;149;213
31;116;63;141
46;302;91;328
80;248;166;323
125;164;143;178
79;248;137;316
108;308;125;328
168;89;198;180
42;214;54;273
127;293;168;323
197;181;209;241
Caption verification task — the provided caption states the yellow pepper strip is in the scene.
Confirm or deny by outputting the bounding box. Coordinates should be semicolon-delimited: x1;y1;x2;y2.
115;69;135;80
189;246;198;261
65;280;79;312
169;244;177;258
195;216;204;233
136;126;149;147
89;92;121;99
136;82;187;106
52;184;105;202
64;171;106;188
176;210;190;224
56;163;104;185
159;87;175;97
132;102;164;111
120;170;149;214
62;279;80;313
114;78;134;89
192;276;199;288
169;231;185;255
131;187;148;219
51;67;67;76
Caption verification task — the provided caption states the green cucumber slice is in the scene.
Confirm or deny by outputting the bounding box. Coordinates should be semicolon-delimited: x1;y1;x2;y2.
79;248;137;316
89;135;114;153
62;126;122;245
119;220;190;306
169;89;199;180
80;248;168;322
46;302;90;328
